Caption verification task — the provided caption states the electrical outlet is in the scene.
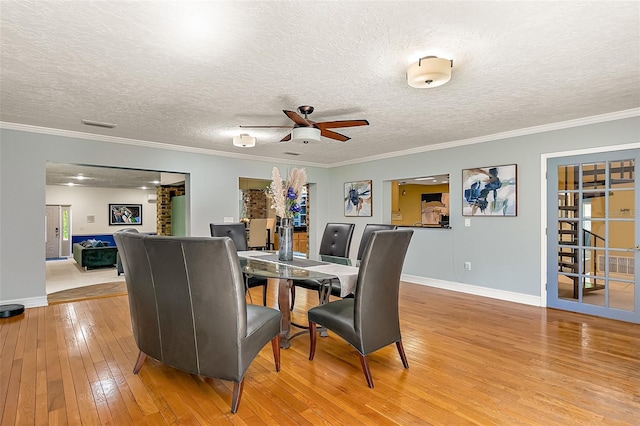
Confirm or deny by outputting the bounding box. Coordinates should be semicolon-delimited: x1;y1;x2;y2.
464;262;471;270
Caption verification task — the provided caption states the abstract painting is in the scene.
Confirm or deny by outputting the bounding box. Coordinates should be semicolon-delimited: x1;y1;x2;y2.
344;180;372;217
109;204;142;225
462;164;517;216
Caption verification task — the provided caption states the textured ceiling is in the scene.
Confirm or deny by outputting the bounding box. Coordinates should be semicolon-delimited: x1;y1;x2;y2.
2;1;639;166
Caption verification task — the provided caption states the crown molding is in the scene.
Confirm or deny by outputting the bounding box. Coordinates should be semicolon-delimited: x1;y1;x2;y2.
2;107;638;169
329;108;640;167
0;122;327;168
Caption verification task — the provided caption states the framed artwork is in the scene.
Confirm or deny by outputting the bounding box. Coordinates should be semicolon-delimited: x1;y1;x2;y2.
421;192;450;225
344;180;372;217
462;164;517;216
109;204;142;225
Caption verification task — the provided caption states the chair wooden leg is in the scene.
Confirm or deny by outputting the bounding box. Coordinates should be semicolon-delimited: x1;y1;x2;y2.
262;284;268;306
290;285;296;311
396;340;409;369
132;350;147;374
309;321;317;360
231;379;244;413
271;335;281;372
358;353;374;388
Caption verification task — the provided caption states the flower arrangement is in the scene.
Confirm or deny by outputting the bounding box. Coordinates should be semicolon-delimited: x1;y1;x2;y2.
268;167;307;219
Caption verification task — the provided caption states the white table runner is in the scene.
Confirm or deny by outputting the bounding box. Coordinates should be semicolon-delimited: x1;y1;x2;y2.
305;264;359;297
237;250;273;258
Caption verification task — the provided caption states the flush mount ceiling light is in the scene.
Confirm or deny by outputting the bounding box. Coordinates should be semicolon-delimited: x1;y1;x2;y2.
407;56;453;88
291;127;321;144
233;133;256;148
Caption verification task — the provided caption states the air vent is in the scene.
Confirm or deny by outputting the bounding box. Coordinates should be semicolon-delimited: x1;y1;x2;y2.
283;152;301;156
82;119;116;129
597;255;634;275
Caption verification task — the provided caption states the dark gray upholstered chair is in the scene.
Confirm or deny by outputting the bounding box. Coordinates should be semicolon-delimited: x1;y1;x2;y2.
356;224;398;261
308;229;414;388
290;223;355;309
210;223;269;305
209;223;248;250
322;224;398;298
114;231;281;413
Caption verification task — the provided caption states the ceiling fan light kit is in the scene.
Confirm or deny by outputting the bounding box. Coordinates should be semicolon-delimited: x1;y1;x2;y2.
233;133;256;148
239;105;369;143
407;56;453;88
291;127;321;144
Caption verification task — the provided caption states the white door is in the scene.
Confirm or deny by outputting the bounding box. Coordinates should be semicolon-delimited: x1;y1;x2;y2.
547;149;639;323
45;205;60;259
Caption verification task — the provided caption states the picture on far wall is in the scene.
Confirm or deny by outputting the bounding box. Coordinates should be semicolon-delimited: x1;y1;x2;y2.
462;164;517;216
421;192;450;225
109;204;142;225
344;180;372;217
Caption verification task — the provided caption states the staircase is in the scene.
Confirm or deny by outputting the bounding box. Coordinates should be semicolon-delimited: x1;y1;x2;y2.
556;159;635;298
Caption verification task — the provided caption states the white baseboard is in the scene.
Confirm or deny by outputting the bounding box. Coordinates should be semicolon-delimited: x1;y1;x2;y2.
0;296;48;309
401;274;542;307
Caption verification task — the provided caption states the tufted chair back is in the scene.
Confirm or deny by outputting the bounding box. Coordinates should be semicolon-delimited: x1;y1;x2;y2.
318;223;355;257
210;223;248;251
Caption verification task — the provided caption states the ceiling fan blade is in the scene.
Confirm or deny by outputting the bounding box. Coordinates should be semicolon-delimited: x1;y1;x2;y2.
280;133;292;142
283;110;311;126
238;125;291;128
315;119;369;129
320;128;350;142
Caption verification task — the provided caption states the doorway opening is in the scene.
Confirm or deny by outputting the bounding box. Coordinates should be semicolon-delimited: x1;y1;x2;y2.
45;162;187;295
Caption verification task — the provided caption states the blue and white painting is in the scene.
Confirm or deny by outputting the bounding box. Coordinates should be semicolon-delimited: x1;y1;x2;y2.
344;180;372;217
462;164;517;216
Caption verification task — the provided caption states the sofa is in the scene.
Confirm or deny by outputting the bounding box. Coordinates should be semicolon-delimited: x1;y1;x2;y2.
73;241;118;270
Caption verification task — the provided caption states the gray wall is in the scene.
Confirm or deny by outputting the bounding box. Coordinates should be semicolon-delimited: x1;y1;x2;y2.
1;117;638;305
328;117;639;297
0;129;329;303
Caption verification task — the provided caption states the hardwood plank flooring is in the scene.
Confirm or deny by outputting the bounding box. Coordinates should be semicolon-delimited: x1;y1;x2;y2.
1;282;639;425
47;282;127;305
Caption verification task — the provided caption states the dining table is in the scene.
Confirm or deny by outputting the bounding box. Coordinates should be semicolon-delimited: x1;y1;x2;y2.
237;251;359;348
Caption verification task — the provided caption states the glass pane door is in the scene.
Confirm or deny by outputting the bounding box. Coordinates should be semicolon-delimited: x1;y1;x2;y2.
547;149;639;323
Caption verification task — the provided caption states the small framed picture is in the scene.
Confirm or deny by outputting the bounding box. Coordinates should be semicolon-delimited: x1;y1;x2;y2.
462;164;517;216
344;180;372;217
109;204;142;225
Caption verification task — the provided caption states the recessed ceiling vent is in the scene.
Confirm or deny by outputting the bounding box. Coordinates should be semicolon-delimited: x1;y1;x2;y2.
283;152;301;156
82;119;116;129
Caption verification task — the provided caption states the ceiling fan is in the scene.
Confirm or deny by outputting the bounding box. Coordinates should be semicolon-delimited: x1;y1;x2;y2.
239;105;369;143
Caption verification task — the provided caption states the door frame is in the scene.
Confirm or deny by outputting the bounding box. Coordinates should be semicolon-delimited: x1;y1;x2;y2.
540;142;640;308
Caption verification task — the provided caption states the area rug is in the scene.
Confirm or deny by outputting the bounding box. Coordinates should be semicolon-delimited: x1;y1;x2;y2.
48;281;127;305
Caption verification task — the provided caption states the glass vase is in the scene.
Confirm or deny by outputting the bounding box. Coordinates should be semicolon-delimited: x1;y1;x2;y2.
278;217;294;261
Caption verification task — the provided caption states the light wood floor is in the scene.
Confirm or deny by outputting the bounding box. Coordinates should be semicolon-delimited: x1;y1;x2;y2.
1;283;639;425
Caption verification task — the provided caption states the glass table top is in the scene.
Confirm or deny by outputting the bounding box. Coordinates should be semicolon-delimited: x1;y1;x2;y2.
241;255;336;280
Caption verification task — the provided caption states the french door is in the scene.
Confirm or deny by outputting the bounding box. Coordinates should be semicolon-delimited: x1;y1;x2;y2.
547;149;639;323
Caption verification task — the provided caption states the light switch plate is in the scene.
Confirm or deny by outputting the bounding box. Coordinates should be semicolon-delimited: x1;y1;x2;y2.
223;217;234;223
464;218;471;227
